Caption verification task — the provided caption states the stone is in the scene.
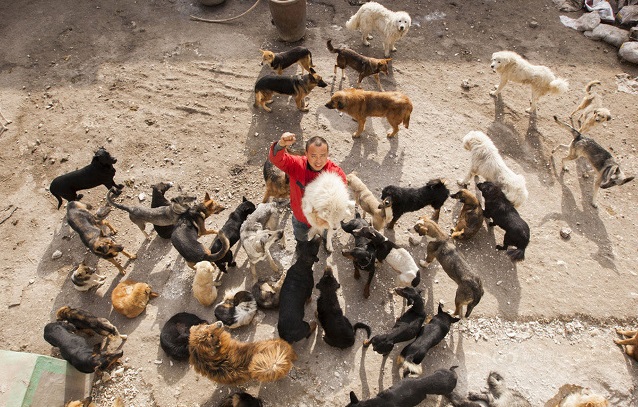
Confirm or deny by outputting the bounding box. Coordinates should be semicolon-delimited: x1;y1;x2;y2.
617;5;638;24
560;227;572;239
51;250;62;260
619;41;638;64
559;12;601;31
584;24;630;47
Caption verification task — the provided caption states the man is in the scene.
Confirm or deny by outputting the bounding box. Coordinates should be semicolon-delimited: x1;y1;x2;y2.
269;132;347;242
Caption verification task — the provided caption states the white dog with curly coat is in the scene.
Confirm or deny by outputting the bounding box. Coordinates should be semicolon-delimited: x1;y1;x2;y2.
346;2;411;57
490;50;568;112
458;131;528;208
302;171;355;253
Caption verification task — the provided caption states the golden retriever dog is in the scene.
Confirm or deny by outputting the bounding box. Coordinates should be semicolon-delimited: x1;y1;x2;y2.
111;280;159;318
192;261;222;306
346;1;411;57
188;321;297;385
570;80;611;134
325;88;412;138
490;50;568;112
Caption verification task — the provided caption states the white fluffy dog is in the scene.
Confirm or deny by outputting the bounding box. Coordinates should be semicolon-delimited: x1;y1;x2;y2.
458;131;528;207
193;261;222;306
302;171;355;253
346;2;411;57
490;50;568;112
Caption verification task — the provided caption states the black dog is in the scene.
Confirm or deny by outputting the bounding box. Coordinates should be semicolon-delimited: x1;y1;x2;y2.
49;147;123;209
316;266;371;349
397;303;460;377
160;312;207;361
151;181;175;239
341;212;377;298
347;366;458;406
477;182;530;262
277;236;322;344
380;178;449;228
44;321;123;373
210;197;256;272
219;392;264;407
363;287;426;355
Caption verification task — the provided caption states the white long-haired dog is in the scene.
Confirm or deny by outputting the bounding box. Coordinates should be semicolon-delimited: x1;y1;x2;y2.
346;2;411;57
458;131;528;207
302;171;355;253
490;50;568;112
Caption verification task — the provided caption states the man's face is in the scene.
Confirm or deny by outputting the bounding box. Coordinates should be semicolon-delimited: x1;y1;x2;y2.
306;143;328;171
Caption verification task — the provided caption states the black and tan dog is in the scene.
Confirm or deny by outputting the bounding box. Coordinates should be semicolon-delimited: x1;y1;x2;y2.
44;321;123;374
316;266;371;349
415;216;484;317
277;236;322;344
260;47;315;75
56;306;127;343
254;73;328;112
397;303;460;377
214;289;258;329
160;312;207;361
347;366;458;406
380;178;449;228
327;39;392;91
171;194;230;268
50;147;123;209
341;212;377;299
151;181;176;239
477;182;530;262
570;80;612;134
363;287;426;355
66;201;136;274
262;147;304;203
553;116;633;208
450;189;484;241
210;197;256;272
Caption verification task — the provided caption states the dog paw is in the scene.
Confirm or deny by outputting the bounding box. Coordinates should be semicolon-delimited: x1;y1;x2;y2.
419;260;431;268
456;179;468;187
130;254;137;260
489;90;497;96
590;201;598;209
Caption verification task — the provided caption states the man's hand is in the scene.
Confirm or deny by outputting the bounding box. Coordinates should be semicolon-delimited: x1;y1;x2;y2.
278;132;297;147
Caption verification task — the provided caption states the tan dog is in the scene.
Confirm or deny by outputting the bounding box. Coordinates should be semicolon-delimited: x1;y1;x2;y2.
614;328;638;362
325;88;412;138
188;321;297;385
111;280;159;318
449;189;483;240
327;39;391;90
544;384;609;407
192;261;222;306
260;47;315;75
570;80;611;134
346;172;390;230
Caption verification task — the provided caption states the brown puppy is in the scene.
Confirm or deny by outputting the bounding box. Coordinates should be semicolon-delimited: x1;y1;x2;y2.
450;189;484;241
327;39;392;91
66;201;136;275
111;280;159;318
56;306;127;342
325;88;412;138
614;328;638;362
570;80;611;134
254;73;328;113
188;321;297;385
260;47;315;75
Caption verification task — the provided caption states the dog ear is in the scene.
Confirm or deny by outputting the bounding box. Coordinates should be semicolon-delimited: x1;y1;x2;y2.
349;391;360;404
204;192;211;201
242;196;248;202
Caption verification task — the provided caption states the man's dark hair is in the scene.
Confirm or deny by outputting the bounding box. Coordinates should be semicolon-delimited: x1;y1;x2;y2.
305;136;329;152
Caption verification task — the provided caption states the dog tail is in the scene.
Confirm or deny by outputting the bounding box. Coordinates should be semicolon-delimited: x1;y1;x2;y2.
585;80;601;93
54;193;63;210
399;358;423;377
353;322;371;339
549;78;569;94
249;340;297;382
106;187;131;212
326;39;338;53
206;232;230;262
403;108;411;129
506;247;525;262
345;11;360;31
465;284;484;318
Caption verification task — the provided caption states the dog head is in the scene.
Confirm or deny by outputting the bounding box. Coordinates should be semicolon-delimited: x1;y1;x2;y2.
490;51;516;73
592;108;612;124
450;189;479;206
170;195;197;214
378;195;392;209
55;305;74;321
325;91;348;110
200;193;226;218
476;181;503;201
236;196;257;218
600;165;634;189
94;147;117;166
296;235;322;262
259;49;275;66
413;216;440;239
435;302;461;325
393;11;411;34
93;238;124;259
373;58;392;75
487;371;507;392
194;260;216;276
394;286;422;305
152;181;173;195
188;321;226;353
316;266;340;292
307;72;328;89
340;212;369;234
96;349;124;371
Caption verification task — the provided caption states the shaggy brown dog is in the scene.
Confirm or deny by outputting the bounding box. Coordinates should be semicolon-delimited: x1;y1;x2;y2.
325;88;412;138
188;321;297;385
450;189;484;240
111;280;159;319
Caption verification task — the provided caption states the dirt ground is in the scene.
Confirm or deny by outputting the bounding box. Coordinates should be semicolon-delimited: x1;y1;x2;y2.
1;0;637;406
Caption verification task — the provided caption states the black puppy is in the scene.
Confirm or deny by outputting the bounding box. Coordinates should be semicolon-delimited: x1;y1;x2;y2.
363;287;426;355
210;197;256;272
219;392;264;407
347;366;458;406
151;181;175;239
380;178;449;228
44;321;123;373
277;236;322;344
341;212;377;298
397;303;460;377
49;147;123;209
477;182;530;261
316;266;371;349
160;312;207;361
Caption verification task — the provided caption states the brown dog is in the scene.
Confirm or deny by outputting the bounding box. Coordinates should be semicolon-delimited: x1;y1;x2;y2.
570;80;611;134
614;328;638;362
188;321;297;385
254;73;328;112
325;88;412;138
327;39;391;91
450;189;484;240
66;201;136;275
56;305;127;343
111;280;159;318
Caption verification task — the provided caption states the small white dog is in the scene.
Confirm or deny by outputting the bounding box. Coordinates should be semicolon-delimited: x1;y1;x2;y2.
302;171;355;253
490;50;568;112
71;263;107;291
193;261;222;306
240;202;285;280
458;131;528;207
346;2;411;57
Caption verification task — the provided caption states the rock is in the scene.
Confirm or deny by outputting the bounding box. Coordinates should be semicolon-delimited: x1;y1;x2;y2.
619;41;638;64
138;192;146;202
584;24;630;47
559;12;601;31
617;5;638;24
553;0;585;12
560;227;572;239
51;250;62;260
630;26;638;40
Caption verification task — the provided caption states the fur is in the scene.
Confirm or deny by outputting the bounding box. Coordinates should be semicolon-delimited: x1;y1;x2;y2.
160;312;207;361
489;50;568;112
545;384;609;407
150;181;175;239
251;265;287;309
188;321;297;385
347;172;390;230
570;80;611;134
614;328;638;362
56;305;127;342
262;147;304;203
380;178;449;228
218;392;264;407
325;88;412;138
240;202;285;280
345;1;411;57
315;266;371;348
111;280;159;318
214;288;258;328
327;39;391;90
469;371;532;407
450;189;484;240
341;212;377;298
260;47;315;75
71;263;107;291
459;131;528;208
254;73;327;112
193;261;222;306
302;171;355;253
210;197;257;272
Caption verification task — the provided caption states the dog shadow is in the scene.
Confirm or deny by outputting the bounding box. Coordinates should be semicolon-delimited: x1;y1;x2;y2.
339;133;381;174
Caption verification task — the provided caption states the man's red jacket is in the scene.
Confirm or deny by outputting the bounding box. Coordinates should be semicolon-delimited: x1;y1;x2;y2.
269;142;347;226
